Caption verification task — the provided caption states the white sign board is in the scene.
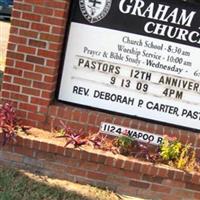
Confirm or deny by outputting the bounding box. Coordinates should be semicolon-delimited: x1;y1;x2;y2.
58;0;200;130
100;122;163;145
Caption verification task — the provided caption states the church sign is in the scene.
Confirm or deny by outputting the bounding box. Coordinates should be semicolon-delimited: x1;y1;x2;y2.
58;0;200;130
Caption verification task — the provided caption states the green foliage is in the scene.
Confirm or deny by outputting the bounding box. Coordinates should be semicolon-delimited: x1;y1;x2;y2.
175;144;190;169
160;136;199;172
114;136;134;156
115;136;133;148
160;137;182;161
186;150;197;172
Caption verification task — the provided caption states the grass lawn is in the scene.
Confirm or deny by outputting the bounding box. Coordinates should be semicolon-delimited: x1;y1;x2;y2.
0;165;120;200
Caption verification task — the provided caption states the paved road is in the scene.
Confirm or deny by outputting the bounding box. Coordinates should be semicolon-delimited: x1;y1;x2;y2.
0;21;10;71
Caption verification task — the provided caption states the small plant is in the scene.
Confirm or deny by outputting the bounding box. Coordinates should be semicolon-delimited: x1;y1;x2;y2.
0;102;30;145
160;136;182;162
87;132;107;149
175;144;190;169
56;121;87;148
114;135;134;155
134;141;152;161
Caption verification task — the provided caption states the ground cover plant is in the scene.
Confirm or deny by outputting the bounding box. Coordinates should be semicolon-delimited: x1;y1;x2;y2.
0;165;119;200
0;102;30;145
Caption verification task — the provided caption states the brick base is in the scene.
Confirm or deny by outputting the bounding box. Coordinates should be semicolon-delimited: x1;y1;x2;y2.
0;133;200;200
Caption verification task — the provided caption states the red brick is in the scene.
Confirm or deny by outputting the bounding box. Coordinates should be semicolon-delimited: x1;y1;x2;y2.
54;9;67;18
34;6;53;15
29;39;47;48
15;2;32;11
38;49;59;59
105;156;114;166
98;164;123;175
115;159;124;168
67;167;86;177
124;160;133;170
194;192;200;199
14;146;33;157
88;113;97;124
9;35;27;44
33;81;54;90
24;71;42;81
157;167;168;178
183;173;192;182
57;146;65;155
35;66;56;75
23;13;41;22
32;140;41;150
1;91;10;98
28;113;46;122
11;93;28;102
186;182;200;191
179;131;189;144
129;180;150;189
5;67;23;76
123;171;141;180
151;184;171;193
51;26;65;35
79;161;99;171
3;75;11;83
5;58;14;67
19;29;38;38
87;171;107;181
80;111;89;123
41;91;54;99
12;9;18;19
46;1;67;9
40;142;49;152
7;51;25;60
48;144;57;153
12;19;30;28
22;87;41;96
72;150;81;159
23;138;33;148
40;33;63;42
48;105;58;116
31;23;50;32
49;43;62;50
46;59;59;67
14;77;32;86
162;179;185;188
10;27;19;34
132;162;142;173
31;97;50;106
80;151;90;161
142;174;163;184
22;119;37;127
7;43;16;50
44;75;57;83
174;171;184;181
39;106;48;114
24;0;43;5
191;174;200;184
16;61;34;71
2;83;20;92
19;103;38;112
26;55;44;65
16;110;27;118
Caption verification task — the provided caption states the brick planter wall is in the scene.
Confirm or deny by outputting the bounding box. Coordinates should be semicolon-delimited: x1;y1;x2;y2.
0;134;200;200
